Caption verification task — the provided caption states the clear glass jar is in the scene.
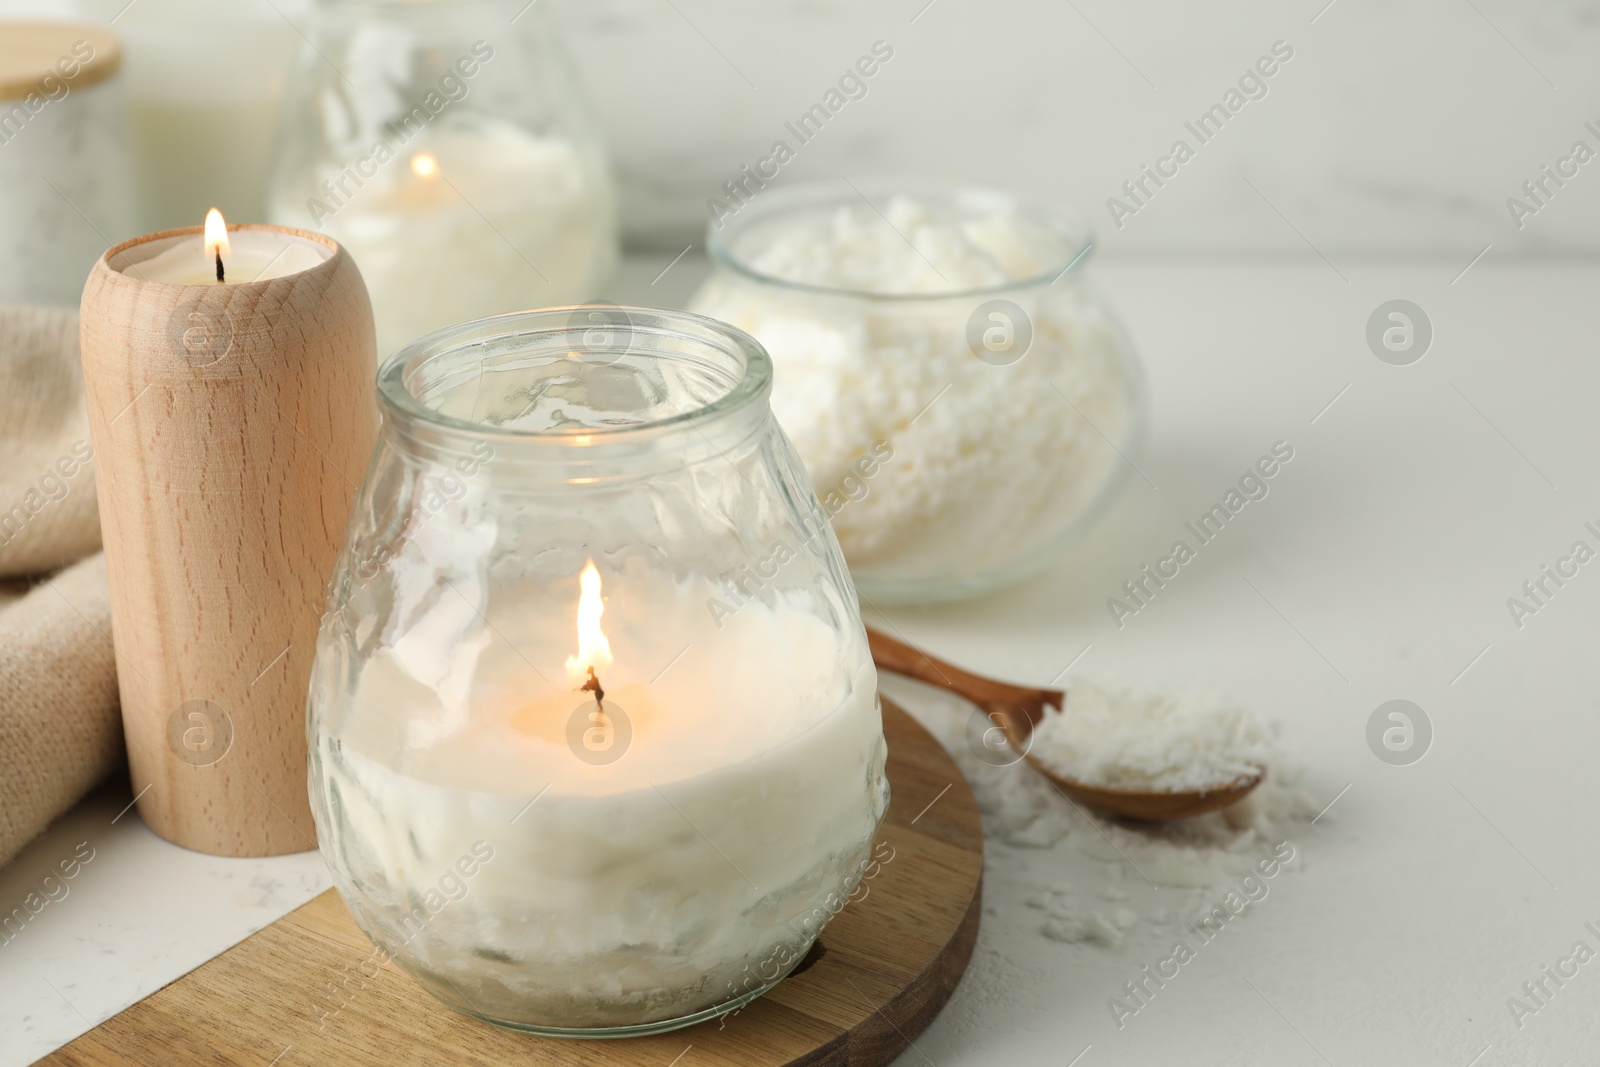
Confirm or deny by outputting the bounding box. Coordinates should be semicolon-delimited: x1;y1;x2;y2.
689;181;1146;604
308;307;888;1036
268;0;618;357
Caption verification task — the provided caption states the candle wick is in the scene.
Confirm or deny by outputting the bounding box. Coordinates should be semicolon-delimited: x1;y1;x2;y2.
215;248;225;283
581;666;605;712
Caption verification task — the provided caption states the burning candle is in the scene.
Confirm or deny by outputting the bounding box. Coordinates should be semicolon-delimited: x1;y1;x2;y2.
78;212;378;857
317;557;883;1029
128;208;329;285
307;305;887;1034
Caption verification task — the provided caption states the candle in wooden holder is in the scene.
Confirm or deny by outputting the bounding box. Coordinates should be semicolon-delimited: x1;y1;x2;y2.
79;218;378;857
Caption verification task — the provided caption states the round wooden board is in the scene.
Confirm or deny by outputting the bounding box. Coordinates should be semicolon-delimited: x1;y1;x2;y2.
45;697;984;1067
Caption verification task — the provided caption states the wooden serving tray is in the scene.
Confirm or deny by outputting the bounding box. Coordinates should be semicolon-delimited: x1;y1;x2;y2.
45;698;983;1066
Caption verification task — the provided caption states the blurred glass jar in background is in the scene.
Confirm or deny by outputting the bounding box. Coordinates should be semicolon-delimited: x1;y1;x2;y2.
269;0;618;356
690;181;1146;605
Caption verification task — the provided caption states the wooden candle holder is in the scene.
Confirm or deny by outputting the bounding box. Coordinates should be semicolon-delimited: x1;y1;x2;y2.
79;225;378;857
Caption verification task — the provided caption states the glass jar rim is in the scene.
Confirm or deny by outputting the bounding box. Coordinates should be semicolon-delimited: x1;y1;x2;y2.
377;305;774;445
703;179;1096;301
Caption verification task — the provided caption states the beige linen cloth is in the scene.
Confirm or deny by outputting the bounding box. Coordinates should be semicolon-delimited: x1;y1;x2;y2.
0;305;122;868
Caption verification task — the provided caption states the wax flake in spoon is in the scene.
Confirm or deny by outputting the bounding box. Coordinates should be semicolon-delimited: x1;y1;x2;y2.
1028;681;1273;793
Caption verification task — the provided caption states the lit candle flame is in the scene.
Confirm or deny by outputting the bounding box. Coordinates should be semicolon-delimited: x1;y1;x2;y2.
410;151;439;180
204;208;229;274
564;560;613;690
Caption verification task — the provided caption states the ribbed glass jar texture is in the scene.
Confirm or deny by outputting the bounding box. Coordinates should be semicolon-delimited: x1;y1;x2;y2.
307;307;888;1036
690;182;1146;604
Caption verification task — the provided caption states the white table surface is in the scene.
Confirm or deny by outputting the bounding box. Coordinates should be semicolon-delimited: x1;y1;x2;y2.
4;251;1597;1067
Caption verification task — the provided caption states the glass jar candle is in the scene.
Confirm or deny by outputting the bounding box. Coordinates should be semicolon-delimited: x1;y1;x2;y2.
308;307;888;1036
268;0;618;356
689;181;1147;604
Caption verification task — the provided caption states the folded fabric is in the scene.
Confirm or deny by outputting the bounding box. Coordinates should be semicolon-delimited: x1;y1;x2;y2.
0;305;102;578
0;305;122;868
0;553;122;868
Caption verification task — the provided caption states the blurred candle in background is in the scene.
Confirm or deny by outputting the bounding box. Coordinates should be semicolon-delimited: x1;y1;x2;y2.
281;119;616;358
109;0;302;230
267;0;617;357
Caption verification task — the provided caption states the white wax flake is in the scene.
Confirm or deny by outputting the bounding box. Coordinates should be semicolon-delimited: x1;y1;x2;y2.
884;674;1323;952
1029;681;1275;793
739;197;1042;295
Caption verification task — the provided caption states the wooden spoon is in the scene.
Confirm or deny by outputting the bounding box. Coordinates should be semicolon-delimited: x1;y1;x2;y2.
865;627;1262;821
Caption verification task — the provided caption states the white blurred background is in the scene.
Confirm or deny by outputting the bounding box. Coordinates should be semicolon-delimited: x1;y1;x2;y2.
7;0;1600;255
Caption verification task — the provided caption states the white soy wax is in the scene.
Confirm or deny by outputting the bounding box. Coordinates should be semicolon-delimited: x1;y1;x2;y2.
314;567;887;1030
120;221;330;285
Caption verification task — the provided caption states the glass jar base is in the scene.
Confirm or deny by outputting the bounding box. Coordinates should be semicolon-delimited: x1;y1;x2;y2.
415;952;808;1039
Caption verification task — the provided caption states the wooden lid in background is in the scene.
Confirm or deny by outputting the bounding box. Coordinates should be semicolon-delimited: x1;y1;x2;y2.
0;22;122;102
